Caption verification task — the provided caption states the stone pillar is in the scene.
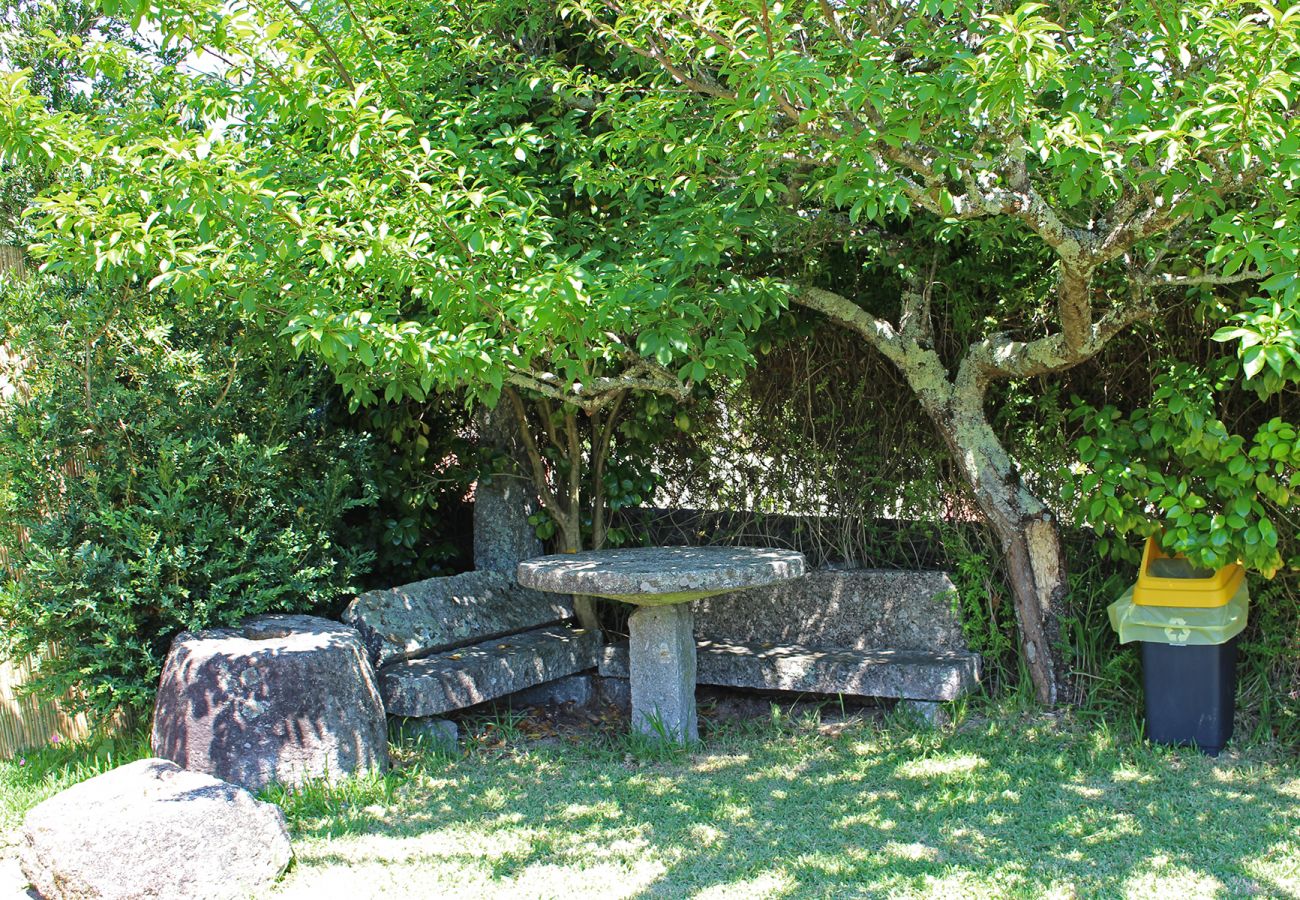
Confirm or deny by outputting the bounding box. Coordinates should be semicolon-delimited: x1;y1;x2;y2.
628;604;698;743
472;403;542;572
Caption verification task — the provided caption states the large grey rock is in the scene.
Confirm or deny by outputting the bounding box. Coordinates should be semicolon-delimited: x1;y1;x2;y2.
628;604;698;743
694;569;966;651
343;570;574;668
20;758;291;900
381;625;601;717
152;614;387;791
473;404;543;572
600;640;980;702
517;546;806;604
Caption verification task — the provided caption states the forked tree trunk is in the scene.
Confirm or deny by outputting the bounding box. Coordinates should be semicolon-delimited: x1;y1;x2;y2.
794;285;1087;704
920;383;1070;705
501;389;602;633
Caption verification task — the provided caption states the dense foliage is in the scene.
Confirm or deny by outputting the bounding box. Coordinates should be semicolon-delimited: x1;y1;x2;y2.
548;0;1300;701
0;277;377;719
0;0;794;555
0;1;785;405
345;395;473;584
2;0;1299;708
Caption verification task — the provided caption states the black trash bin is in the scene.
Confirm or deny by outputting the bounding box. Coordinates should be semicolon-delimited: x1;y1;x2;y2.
1141;636;1238;756
1108;538;1249;757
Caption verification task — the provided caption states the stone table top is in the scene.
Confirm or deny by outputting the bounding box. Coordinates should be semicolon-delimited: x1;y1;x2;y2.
516;546;807;605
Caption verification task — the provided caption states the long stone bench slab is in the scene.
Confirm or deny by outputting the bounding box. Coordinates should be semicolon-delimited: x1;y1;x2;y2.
382;626;601;717
343;571;594;716
599;641;979;702
343;404;592;722
599;567;981;704
343;570;572;668
693;568;970;652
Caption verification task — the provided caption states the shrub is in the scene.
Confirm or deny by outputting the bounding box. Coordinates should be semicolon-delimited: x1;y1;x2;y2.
0;276;377;722
342;396;474;586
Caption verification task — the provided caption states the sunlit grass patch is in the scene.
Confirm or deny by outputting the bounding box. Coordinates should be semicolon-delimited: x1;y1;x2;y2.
895;752;988;780
0;708;1296;898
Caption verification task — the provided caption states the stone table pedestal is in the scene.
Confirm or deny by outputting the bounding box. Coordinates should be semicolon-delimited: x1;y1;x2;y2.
518;546;806;744
629;604;699;742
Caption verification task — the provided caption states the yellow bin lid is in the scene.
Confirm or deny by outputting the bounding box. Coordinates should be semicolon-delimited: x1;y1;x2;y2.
1132;536;1244;608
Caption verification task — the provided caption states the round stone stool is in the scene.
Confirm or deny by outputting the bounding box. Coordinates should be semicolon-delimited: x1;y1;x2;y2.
152;614;388;790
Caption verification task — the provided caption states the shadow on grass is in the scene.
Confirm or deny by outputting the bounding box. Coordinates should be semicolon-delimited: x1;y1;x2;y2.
278;715;1300;898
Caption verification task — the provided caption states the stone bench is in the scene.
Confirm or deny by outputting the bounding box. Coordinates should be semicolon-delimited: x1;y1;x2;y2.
343;570;599;717
337;405;603;722
598;568;980;703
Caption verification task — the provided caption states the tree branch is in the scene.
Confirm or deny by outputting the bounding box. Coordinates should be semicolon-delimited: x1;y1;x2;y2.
898;257;938;345
337;0;413;119
564;406;582;549
958;294;1157;388
504;386;561;518
505;361;690;415
590;389;626;551
1135;268;1265;287
816;0;853;48
791;285;906;366
592;12;737;101
277;0;356;89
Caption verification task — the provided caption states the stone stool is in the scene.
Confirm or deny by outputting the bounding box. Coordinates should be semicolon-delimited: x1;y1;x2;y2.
152;614;388;790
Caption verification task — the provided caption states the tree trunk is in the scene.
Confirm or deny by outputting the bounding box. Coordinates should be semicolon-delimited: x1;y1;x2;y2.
970;477;1070;706
792;285;1105;706
922;383;1071;705
501;388;601;632
555;519;602;635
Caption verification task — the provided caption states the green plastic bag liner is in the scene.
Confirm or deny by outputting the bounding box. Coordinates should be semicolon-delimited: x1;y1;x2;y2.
1107;582;1248;646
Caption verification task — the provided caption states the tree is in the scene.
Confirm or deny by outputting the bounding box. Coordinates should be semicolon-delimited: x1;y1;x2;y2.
558;0;1300;702
8;1;1300;704
0;0;786;559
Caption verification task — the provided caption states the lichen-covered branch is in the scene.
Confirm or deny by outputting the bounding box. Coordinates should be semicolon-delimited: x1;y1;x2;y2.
792;286;906;366
958;295;1157;389
505;359;691;415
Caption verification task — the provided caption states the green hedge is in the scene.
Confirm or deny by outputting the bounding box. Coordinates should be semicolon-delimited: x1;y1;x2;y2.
0;277;377;722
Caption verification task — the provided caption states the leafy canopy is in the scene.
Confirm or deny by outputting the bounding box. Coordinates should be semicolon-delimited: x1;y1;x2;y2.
7;0;1300;577
0;0;786;413
556;0;1300;575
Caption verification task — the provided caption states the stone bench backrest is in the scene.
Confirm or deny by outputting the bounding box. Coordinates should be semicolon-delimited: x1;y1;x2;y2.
692;569;966;653
342;570;575;668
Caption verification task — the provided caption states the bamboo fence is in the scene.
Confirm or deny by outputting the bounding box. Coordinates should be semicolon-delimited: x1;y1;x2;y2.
0;244;109;758
0;656;95;760
0;468;100;760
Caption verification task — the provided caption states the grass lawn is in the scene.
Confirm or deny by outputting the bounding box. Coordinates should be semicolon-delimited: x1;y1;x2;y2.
2;705;1298;899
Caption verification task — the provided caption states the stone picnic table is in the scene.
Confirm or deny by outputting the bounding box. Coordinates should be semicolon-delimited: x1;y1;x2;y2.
517;546;806;743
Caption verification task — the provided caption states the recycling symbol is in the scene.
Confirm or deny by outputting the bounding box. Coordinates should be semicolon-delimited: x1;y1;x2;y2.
1164;617;1192;644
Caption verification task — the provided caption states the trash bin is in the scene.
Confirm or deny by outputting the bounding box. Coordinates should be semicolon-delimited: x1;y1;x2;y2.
1132;537;1245;608
1107;537;1248;756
